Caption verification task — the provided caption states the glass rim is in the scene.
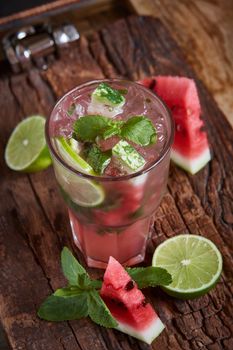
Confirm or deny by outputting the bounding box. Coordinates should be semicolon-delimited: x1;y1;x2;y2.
46;78;175;182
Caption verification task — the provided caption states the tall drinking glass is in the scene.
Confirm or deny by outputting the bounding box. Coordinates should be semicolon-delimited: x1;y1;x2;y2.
46;79;174;268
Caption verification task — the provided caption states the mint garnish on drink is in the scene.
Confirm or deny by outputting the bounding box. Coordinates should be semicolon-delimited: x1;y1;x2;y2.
73;115;157;146
38;247;171;325
56;83;158;177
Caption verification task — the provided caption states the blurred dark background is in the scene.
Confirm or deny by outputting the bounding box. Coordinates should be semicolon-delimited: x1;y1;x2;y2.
0;1;57;17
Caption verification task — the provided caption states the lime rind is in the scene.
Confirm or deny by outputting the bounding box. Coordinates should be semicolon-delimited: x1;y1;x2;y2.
152;235;222;297
54;137;105;207
5;116;51;172
25;145;52;172
56;137;95;174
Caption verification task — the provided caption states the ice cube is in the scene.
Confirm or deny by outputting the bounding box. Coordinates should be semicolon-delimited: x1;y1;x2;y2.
87;100;123;118
112;140;146;174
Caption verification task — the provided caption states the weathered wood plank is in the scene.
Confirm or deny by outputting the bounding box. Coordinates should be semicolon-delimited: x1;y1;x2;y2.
0;15;232;350
127;0;233;127
42;36;104;97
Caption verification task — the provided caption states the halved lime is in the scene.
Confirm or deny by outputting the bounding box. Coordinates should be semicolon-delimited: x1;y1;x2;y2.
152;234;222;299
5;116;51;172
55;137;104;207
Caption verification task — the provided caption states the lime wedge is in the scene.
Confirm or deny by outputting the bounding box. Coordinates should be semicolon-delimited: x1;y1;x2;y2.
55;137;104;207
5;116;51;172
152;234;222;299
56;137;94;174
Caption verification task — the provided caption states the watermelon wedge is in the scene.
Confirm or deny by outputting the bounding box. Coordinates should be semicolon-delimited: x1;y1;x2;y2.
100;257;165;344
140;76;211;174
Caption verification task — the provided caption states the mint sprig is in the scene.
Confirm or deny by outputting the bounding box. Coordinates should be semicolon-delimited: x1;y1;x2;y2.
38;247;117;326
73;115;156;146
38;247;171;327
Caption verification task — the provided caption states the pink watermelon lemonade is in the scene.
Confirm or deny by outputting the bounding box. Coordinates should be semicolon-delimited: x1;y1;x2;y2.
46;80;174;268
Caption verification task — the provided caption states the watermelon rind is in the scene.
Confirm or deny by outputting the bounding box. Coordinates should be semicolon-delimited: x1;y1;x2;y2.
171;148;211;174
116;316;165;345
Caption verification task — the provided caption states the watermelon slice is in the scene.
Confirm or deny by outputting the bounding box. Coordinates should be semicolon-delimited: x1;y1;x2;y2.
140;76;211;174
100;257;165;344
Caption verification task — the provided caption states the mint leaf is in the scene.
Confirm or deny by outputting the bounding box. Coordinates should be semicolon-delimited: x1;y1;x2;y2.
102;121;123;140
73;115;109;142
89;280;102;289
76;273;93;289
88;289;117;328
92;83;125;106
121;116;157;146
86;144;111;174
127;266;172;288
38;293;88;321
61;247;87;285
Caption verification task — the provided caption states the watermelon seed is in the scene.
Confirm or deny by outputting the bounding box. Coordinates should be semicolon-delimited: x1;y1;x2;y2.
109;297;127;309
137;299;148;309
142;299;148;307
124;280;135;291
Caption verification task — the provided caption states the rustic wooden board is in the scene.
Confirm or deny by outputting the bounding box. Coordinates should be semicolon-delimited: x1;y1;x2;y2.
0;15;233;350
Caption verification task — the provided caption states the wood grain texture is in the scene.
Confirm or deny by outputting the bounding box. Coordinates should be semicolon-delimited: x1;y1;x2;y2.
127;0;233;127
0;15;233;350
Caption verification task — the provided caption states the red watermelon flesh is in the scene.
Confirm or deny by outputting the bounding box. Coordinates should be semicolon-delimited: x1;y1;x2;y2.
100;257;165;344
140;76;211;174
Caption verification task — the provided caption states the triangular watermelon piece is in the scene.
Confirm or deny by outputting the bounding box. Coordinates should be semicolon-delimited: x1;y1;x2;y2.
100;257;165;344
140;76;211;174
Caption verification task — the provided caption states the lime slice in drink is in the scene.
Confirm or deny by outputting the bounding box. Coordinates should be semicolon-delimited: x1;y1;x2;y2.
5;116;52;172
152;234;222;299
55;137;105;207
56;137;94;174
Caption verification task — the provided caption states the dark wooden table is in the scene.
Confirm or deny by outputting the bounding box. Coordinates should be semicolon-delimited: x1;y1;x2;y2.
0;15;233;350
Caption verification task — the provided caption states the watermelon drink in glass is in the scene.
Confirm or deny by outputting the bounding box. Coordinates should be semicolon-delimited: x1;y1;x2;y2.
46;79;174;268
